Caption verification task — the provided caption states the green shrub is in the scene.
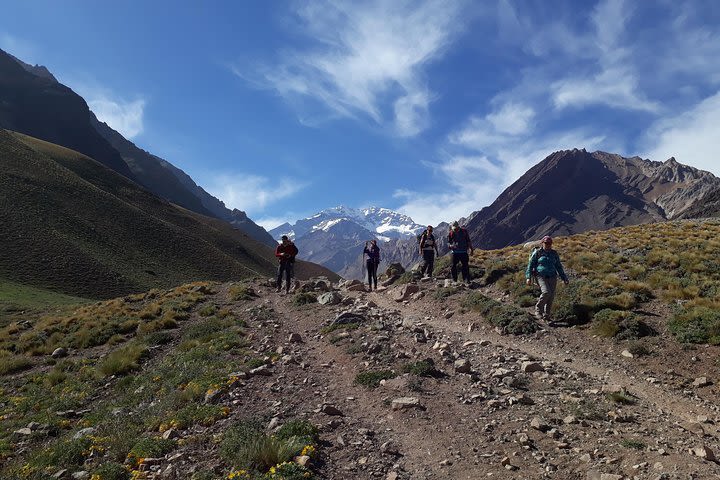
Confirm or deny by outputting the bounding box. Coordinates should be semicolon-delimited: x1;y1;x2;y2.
276;420;319;445
129;437;176;459
591;309;655;340
621;439;646;450
608;391;637;405
293;293;317;306
354;370;396;389
461;292;537;334
229;284;258;301
627;341;651;357
93;462;130;480
198;304;218;317
402;359;440;377
669;306;720;344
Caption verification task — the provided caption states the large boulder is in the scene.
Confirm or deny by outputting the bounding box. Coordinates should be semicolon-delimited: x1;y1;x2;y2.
385;263;405;277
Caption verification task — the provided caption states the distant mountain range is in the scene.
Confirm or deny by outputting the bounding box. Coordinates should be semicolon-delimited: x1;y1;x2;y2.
0;48;276;247
270;207;426;279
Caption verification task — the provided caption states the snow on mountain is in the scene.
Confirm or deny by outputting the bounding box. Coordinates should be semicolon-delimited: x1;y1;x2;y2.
269;206;425;242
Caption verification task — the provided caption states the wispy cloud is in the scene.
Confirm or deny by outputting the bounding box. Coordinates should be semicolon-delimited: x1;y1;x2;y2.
88;96;146;139
0;32;36;63
234;0;467;136
205;173;309;217
642;91;720;176
549;0;659;112
395;100;607;225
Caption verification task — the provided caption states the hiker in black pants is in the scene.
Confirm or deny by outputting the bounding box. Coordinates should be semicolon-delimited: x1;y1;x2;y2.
419;225;439;278
448;221;473;283
363;240;380;290
275;235;298;293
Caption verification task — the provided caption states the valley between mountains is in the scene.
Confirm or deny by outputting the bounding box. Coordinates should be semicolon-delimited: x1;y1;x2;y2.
3;219;720;479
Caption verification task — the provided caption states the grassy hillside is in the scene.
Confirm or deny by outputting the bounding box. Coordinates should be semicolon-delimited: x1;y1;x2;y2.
467;218;720;344
0;130;335;299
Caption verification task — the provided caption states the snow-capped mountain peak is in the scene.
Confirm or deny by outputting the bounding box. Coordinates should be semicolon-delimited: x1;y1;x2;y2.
268;206;425;242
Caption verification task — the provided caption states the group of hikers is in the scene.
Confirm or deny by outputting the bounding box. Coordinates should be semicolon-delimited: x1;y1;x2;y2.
274;224;569;323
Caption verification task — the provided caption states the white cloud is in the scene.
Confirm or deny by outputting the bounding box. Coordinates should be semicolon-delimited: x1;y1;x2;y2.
549;0;659;112
395;99;607;225
486;101;535;135
237;0;466;136
642;91;720;176
552;66;659;112
205;173;309;216
88;96;145;139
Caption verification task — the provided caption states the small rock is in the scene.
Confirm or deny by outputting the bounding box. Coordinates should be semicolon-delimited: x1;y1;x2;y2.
693;377;712;388
295;455;311;467
204;388;224;404
391;397;425;411
71;473;90;480
13;428;33;436
454;359;471;374
386;472;399;480
249;365;272;376
162;429;180;440
288;333;303;343
690;445;717;462
620;350;634;358
51;347;68;359
563;415;578;424
380;441;399;455
521;361;544;373
321;404;344;416
72;427;96;440
52;470;68;479
530;417;551;432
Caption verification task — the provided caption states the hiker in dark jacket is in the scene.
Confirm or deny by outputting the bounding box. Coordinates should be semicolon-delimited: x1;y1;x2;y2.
275;235;298;293
525;235;568;322
448;221;473;283
363;240;380;290
419;225;439;278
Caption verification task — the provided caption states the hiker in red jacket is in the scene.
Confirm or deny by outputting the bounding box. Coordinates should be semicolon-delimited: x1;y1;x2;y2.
275;235;298;293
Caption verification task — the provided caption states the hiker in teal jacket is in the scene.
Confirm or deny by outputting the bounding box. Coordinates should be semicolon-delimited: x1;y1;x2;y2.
525;236;568;322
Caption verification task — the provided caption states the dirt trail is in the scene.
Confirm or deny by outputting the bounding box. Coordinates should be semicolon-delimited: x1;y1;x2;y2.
371;287;720;436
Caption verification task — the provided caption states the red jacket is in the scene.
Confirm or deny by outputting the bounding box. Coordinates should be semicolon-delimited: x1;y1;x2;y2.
275;242;298;262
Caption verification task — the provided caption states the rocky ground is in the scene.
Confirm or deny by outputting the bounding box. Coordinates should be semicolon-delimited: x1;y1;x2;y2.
6;275;720;480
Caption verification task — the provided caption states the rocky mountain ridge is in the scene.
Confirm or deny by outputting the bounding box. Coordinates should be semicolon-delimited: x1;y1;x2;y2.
464;149;720;249
0;48;276;247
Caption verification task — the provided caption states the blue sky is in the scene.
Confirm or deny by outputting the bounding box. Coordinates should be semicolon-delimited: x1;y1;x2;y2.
2;0;719;227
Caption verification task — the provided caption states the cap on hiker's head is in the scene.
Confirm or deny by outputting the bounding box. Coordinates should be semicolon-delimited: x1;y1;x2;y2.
541;235;552;244
452;221;459;228
281;235;289;241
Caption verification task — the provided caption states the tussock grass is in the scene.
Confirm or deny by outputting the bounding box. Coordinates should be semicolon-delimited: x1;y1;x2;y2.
462;292;538;334
293;293;317;306
220;420;311;473
99;342;148;376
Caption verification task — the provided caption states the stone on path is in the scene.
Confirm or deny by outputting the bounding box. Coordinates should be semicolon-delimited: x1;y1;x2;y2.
391;397;425;411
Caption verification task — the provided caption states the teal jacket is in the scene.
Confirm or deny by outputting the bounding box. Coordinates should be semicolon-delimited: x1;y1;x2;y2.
526;248;568;282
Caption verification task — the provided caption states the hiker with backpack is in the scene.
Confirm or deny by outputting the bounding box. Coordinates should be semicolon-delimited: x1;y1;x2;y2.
448;221;473;283
275;235;298;294
363;239;381;290
525;235;568;323
419;225;439;278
